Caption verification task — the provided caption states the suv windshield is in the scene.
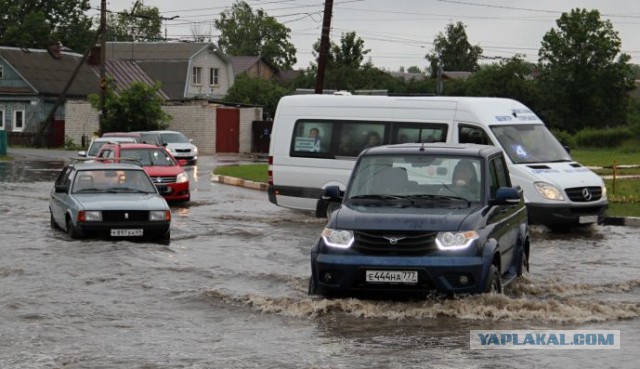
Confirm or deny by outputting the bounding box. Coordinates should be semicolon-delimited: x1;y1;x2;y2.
490;124;571;164
347;155;482;203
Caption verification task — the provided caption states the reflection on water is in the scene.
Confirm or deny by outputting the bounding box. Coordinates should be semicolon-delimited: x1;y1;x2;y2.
0;160;65;183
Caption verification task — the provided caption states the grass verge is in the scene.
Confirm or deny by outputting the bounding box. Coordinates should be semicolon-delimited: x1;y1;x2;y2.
212;150;640;217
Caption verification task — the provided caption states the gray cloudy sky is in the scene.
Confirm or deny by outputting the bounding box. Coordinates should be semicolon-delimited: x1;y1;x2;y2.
92;0;640;71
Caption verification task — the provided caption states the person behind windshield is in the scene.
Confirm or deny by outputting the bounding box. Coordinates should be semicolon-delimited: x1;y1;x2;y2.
451;160;479;200
364;131;381;149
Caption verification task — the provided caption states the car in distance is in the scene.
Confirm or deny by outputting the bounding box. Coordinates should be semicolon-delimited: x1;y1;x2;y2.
101;132;144;143
78;137;137;159
49;161;172;242
152;130;198;165
97;142;190;202
309;143;529;298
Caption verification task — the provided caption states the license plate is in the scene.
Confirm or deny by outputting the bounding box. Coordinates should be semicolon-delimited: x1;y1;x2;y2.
110;229;143;237
366;270;418;284
579;215;598;224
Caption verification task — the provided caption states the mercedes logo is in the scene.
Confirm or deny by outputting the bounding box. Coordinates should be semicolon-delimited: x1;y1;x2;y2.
582;188;592;201
382;236;406;245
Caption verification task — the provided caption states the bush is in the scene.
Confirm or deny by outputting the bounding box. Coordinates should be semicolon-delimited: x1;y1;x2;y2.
550;128;574;147
573;126;632;148
64;136;81;151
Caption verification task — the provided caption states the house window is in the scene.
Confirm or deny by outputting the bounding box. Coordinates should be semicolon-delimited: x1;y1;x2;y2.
192;67;202;85
0;109;4;130
13;109;25;132
209;68;219;86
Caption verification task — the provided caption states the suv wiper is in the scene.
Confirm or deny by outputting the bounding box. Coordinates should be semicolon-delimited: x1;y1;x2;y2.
408;194;471;206
350;194;406;200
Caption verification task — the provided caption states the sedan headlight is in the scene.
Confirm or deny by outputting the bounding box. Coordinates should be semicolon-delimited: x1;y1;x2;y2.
176;172;189;183
534;182;564;201
79;210;102;222
150;210;171;221
193;147;198;154
436;231;479;250
321;228;354;249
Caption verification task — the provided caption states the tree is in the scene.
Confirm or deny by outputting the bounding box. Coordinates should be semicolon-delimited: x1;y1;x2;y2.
426;22;483;77
88;81;171;133
215;1;297;70
538;8;634;132
463;56;540;109
223;74;290;119
0;0;94;52
106;4;163;41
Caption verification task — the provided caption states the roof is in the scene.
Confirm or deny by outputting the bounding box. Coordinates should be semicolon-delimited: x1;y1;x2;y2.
105;42;227;62
363;143;501;158
71;161;145;171
442;71;473;80
230;56;261;76
0;46;99;97
100;60;170;100
135;61;188;100
389;71;427;81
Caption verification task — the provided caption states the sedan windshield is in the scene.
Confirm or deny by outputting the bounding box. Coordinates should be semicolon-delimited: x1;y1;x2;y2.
490;124;572;164
160;132;190;144
347;155;482;203
72;169;156;194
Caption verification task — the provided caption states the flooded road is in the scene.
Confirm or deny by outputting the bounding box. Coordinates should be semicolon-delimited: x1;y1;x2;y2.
1;152;639;368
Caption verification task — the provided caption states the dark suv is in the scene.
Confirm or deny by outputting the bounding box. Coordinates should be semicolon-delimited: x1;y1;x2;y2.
309;143;529;297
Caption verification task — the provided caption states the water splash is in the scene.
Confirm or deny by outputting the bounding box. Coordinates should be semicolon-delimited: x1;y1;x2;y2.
201;277;640;324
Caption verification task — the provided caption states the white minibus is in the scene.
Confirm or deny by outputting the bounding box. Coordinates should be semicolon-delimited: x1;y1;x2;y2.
267;94;607;226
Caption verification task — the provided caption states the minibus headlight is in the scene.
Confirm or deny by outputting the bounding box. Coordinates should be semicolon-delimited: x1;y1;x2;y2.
436;231;478;250
534;182;564;201
321;228;354;248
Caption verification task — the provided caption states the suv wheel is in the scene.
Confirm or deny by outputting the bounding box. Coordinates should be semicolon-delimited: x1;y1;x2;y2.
484;265;502;294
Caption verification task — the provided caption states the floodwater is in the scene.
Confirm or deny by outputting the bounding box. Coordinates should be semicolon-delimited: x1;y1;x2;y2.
0;154;639;368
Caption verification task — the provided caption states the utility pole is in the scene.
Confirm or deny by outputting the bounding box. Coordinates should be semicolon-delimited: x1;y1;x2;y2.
314;0;333;94
99;0;107;133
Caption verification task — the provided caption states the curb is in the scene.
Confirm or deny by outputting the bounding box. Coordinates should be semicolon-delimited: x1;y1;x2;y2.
211;174;268;191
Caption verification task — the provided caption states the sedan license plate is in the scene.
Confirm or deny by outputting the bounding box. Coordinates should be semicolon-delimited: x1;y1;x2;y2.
111;229;143;237
579;215;598;224
366;270;418;284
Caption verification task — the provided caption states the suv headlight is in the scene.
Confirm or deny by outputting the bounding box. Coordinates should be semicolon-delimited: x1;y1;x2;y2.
436;231;478;250
534;182;564;201
176;172;189;183
321;228;354;249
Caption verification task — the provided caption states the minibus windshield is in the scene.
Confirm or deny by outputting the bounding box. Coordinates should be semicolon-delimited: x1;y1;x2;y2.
490;124;572;164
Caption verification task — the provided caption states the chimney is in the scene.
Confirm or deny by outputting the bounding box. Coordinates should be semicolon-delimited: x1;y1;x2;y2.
47;41;62;59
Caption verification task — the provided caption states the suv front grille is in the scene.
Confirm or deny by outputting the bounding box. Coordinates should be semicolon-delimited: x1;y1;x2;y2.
353;230;437;255
565;186;602;202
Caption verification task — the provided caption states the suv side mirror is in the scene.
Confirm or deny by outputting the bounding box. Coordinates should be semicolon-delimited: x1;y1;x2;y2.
322;185;342;202
491;187;521;205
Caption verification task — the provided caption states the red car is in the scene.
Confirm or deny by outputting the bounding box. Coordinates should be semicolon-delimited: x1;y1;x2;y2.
97;143;190;202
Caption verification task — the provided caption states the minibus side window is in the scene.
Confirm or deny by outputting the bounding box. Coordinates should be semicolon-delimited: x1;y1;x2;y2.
459;125;493;145
292;121;334;154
